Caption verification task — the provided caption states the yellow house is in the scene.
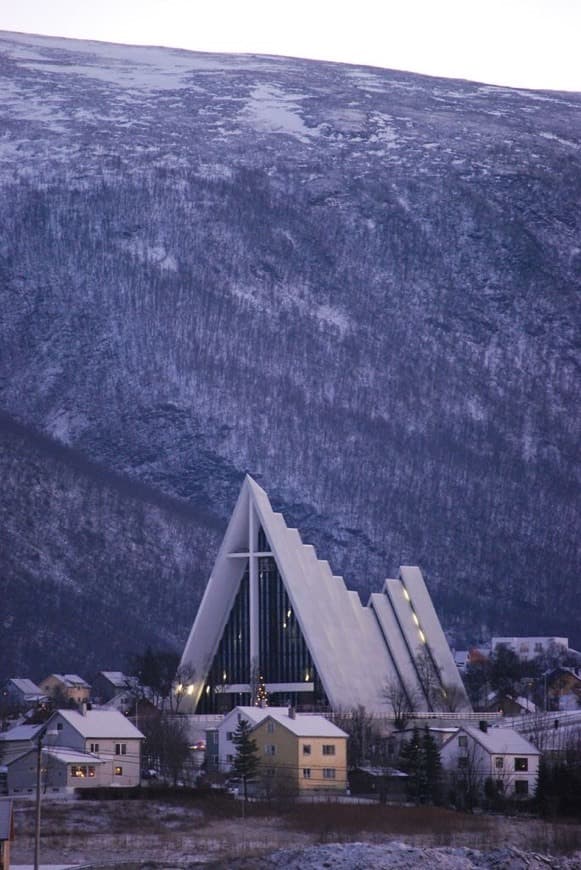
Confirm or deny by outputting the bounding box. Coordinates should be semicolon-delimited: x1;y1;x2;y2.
251;710;347;795
39;674;91;706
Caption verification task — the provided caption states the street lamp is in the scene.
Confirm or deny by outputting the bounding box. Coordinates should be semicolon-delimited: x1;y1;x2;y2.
34;725;58;870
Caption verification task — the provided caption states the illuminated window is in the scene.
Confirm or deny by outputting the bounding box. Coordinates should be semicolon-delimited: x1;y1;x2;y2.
71;765;96;778
322;745;335;756
514;758;528;771
114;766;123;776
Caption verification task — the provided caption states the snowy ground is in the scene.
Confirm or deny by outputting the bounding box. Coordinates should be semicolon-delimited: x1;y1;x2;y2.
9;797;581;869
215;842;581;869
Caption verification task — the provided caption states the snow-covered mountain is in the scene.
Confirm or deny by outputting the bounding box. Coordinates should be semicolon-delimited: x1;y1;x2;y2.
1;32;579;676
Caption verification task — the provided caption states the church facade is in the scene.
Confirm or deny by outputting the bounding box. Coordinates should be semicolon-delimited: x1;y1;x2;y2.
179;476;470;715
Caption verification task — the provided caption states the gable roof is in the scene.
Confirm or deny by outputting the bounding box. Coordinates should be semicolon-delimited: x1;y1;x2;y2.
180;475;470;715
6;678;45;696
255;712;347;739
51;709;144;739
452;726;541;756
98;671;134;688
0;724;43;743
221;706;289;729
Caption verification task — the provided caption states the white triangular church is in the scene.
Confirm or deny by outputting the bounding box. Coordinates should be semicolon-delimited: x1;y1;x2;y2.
179;476;470;715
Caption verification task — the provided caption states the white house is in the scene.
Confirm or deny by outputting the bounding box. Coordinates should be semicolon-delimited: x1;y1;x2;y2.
0;709;144;795
47;709;144;788
491;637;569;663
440;725;541;800
210;705;289;772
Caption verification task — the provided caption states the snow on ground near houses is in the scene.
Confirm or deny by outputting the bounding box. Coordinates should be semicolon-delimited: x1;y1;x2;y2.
10;798;581;868
223;842;581;869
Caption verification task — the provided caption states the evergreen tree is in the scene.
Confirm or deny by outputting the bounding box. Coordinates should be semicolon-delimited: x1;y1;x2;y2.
422;728;443;805
399;727;423;804
232;717;260;801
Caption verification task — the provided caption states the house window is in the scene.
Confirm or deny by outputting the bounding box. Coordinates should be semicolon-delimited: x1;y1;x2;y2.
302;768;311;779
458;757;468;768
302;744;312;756
57;723;63;731
515;780;529;796
90;743;99;753
495;780;505;793
114;766;123;776
115;743;127;756
267;722;275;733
514;757;528;771
322;745;336;756
226;754;233;763
264;744;276;756
71;765;96;778
226;732;233;741
458;735;467;748
495;757;504;769
323;768;336;779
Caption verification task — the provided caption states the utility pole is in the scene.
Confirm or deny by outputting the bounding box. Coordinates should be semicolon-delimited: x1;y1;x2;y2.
34;724;58;870
33;732;43;870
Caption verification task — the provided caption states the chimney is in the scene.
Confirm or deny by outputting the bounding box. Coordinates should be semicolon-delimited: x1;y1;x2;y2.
288;705;296;719
479;720;488;733
80;701;87;716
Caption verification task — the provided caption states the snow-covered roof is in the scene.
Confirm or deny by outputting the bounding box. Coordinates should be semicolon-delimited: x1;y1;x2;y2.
180;476;470;715
256;712;347;739
7;678;45;696
222;706;289;729
462;726;540;756
62;674;91;688
51;709;144;739
98;671;134;688
43;747;106;765
0;724;43;742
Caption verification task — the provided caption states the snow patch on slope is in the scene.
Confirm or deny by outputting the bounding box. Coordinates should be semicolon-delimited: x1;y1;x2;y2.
241;84;315;141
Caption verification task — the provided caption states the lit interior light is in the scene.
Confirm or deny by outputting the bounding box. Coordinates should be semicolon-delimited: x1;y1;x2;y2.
419;630;426;644
176;683;183;693
222;671;227;681
412;613;419;626
304;671;310;682
403;588;410;601
205;685;210;694
282;622;287;629
287;609;292;618
187;684;194;695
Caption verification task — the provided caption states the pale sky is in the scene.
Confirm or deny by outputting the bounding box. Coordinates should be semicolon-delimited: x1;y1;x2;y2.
1;0;580;91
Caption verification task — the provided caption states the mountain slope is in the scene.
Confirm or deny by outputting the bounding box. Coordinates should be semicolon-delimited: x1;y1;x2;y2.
0;411;221;681
0;32;579;669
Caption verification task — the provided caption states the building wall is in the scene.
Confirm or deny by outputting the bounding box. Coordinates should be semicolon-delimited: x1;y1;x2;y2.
252;719;347;793
440;732;540;798
39;677;90;705
492;637;568;662
82;738;141;787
